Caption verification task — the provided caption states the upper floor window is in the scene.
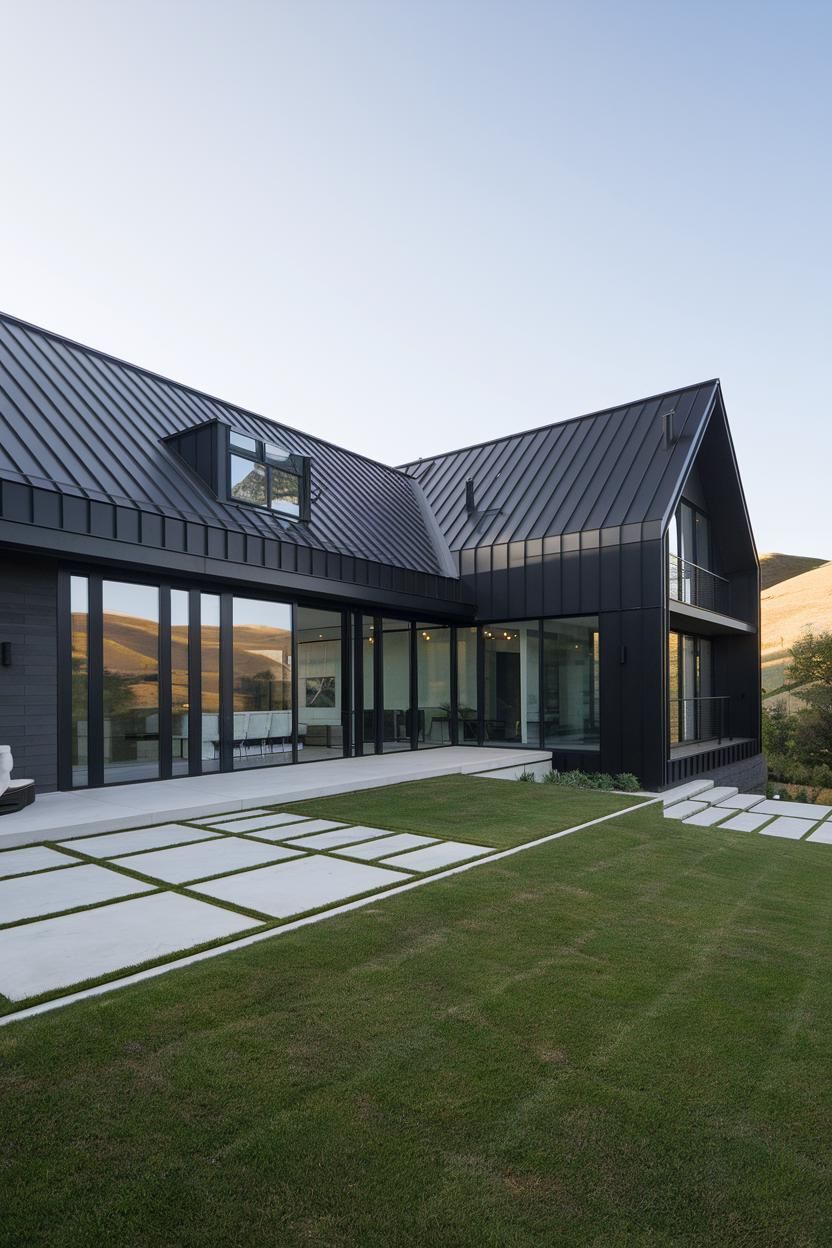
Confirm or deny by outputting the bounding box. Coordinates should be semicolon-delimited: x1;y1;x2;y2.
671;500;710;570
227;429;306;520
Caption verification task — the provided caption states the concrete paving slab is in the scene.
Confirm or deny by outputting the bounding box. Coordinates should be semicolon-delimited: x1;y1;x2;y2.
207;814;344;835
0;846;77;878
193;808;276;822
59;824;221;859
112;838;304;884
380;841;493;871
272;819;350;839
751;800;832;820
682;808;731;827
334;833;438;860
719;812;773;833
699;786;739;805
663;800;709;820
192;855;406;918
717;793;766;811
807;824;832;844
759;817;816;840
0;864;154;925
212;811;308;828
284;826;392;850
0;891;257;1001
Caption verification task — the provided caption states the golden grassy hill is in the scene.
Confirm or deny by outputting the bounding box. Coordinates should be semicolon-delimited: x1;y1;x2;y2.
762;560;832;697
759;551;827;591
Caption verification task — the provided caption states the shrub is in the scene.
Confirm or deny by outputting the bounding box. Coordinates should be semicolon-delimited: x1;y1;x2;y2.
516;769;538;783
543;769;641;792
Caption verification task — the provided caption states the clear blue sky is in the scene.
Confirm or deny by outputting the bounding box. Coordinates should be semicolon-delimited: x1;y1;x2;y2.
2;0;829;555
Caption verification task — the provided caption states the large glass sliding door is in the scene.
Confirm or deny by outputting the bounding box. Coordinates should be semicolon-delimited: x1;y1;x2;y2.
170;589;189;776
542;618;599;748
232;598;293;768
297;606;344;761
102;581;160;782
200;594;221;772
457;626;478;743
482;623;539;745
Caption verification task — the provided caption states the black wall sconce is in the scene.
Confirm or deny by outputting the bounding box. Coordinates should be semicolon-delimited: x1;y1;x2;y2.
1;642;11;667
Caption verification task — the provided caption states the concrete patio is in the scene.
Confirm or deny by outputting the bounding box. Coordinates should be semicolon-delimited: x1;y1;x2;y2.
0;747;551;849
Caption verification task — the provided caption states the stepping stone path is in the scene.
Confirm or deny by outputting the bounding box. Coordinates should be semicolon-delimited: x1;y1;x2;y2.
661;781;832;844
0;809;498;1005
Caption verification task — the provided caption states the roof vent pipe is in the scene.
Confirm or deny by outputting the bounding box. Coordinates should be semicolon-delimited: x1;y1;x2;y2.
661;409;677;448
465;478;476;515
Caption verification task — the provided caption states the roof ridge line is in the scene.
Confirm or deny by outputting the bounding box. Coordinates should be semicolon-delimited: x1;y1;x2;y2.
0;309;414;480
398;379;721;468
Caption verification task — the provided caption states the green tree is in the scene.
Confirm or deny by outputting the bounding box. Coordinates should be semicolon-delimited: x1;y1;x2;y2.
787;632;832;766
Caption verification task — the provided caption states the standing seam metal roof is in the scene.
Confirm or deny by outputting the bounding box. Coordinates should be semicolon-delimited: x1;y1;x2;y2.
399;381;720;549
0;313;453;577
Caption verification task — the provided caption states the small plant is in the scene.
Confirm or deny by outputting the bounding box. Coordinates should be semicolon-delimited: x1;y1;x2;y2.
542;769;641;792
516;769;538;783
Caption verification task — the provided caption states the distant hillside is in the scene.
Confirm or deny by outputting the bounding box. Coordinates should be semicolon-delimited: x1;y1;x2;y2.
759;551;827;591
762;561;832;700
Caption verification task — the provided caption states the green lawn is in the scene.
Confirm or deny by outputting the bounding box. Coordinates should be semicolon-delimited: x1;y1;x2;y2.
3;783;832;1246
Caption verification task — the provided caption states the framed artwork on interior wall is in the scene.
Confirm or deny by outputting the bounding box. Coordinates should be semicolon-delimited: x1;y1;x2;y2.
305;675;336;708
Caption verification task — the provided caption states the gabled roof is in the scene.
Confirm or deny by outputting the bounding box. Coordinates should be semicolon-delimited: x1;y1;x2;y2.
0;313;455;577
399;380;721;549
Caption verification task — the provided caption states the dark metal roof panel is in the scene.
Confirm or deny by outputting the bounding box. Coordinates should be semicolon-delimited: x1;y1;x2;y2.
401;381;720;549
0;313;452;576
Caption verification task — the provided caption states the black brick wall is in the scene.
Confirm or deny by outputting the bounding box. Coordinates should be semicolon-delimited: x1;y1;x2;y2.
0;555;58;792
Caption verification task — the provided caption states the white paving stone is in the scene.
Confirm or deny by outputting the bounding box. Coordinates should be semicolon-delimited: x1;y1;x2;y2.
284;825;393;850
59;824;220;858
699;786;739;805
752;800;832;820
192;855;406;917
0;845;77;878
682;807;732;827
663;800;709;821
662;780;714;806
0;891;257;1001
717;793;766;811
380;841;493;871
274;819;350;839
216;811;308;828
112;838;304;884
759;817;816;840
807;823;832;844
203;813;320;834
334;833;438;860
195;808;276;822
718;812;773;833
0;864;154;925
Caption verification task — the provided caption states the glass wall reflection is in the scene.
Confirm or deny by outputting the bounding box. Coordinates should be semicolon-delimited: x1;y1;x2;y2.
457;626;478;743
382;618;410;751
201;593;221;772
232;597;293;768
170;589;189;775
542;617;599;749
416;624;451;747
483;622;539;745
297;606;343;761
102;581;160;782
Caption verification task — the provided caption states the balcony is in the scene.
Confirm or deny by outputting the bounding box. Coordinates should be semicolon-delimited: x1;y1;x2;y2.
668;555;729;614
670;695;730;751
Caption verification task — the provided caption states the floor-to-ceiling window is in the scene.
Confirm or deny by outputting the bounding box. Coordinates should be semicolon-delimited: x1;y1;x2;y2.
381;618;411;752
669;629;714;745
482;622;539;745
457;626;478;743
102;581;160;782
416;624;451;747
200;593;221;772
232;597;293;768
297;607;344;761
170;589;189;776
542;617;599;748
357;616;377;754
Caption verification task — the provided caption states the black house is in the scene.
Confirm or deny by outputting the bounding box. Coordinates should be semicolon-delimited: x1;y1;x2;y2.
0;313;762;795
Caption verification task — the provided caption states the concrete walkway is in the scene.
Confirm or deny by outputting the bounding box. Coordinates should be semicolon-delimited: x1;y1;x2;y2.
0;747;551;849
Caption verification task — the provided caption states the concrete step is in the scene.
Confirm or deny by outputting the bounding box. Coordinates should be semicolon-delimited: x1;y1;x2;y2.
664;800;709;821
662;779;714;806
699;785;739;806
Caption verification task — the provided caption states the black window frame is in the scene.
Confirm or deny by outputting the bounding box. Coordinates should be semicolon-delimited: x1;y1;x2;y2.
226;428;311;522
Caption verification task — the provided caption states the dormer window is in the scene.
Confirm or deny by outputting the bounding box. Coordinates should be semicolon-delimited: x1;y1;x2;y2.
227;429;307;520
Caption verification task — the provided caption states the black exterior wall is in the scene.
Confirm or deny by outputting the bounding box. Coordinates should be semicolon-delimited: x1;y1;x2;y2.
0;553;58;791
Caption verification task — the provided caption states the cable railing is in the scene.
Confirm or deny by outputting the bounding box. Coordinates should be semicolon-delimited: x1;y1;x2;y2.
668;554;729;614
670;696;729;746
